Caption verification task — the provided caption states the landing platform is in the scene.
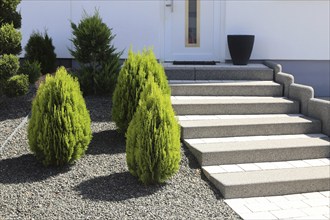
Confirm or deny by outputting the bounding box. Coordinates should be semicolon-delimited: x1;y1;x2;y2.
163;63;274;81
163;63;270;69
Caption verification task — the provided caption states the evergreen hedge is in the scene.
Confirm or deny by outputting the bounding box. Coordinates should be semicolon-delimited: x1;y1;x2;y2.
126;76;181;184
28;67;92;166
0;0;22;97
112;49;170;133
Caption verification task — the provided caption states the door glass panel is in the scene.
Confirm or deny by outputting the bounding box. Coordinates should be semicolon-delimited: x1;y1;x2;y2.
186;0;200;47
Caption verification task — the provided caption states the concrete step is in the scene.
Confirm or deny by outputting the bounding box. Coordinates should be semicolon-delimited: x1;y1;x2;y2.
170;80;283;96
178;114;321;139
202;164;330;198
184;134;330;166
164;63;274;80
172;96;299;115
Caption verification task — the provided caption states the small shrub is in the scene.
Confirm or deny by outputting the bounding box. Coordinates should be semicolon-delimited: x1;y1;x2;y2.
19;60;41;84
0;54;19;81
0;0;22;28
70;10;121;95
126;77;181;184
28;67;92;166
0;23;22;55
24;31;57;74
4;74;29;97
112;48;170;133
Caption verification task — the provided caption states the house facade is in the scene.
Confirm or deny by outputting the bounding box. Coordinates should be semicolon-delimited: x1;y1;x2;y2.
20;0;329;96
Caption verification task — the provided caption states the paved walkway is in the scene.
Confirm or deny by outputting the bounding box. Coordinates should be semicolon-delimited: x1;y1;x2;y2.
225;191;330;219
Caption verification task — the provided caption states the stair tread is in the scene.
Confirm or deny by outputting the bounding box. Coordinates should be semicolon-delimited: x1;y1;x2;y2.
172;96;296;104
179;114;319;127
208;166;330;186
185;133;328;144
186;135;330;153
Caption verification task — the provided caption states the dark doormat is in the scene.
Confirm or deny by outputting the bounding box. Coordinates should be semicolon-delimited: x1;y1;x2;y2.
173;61;217;65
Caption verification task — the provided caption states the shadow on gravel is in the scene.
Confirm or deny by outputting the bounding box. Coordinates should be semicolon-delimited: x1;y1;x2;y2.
75;171;164;201
181;143;224;200
0;89;34;121
181;143;200;169
0;154;69;184
87;130;125;155
85;96;112;122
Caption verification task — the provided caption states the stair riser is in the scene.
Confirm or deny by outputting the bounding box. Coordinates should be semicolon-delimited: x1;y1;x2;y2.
165;69;273;81
181;123;321;139
171;85;283;96
212;177;330;199
189;145;330;166
173;103;299;115
196;70;274;81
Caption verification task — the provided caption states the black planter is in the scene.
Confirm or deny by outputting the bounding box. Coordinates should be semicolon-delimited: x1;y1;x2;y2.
227;35;255;65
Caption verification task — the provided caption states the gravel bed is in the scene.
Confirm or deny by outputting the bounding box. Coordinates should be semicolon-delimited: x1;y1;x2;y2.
0;96;241;219
0;86;36;147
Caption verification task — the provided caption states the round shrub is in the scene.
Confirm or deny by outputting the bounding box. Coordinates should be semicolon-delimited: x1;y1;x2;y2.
28;67;92;167
0;23;22;55
70;10;121;95
0;54;19;81
24;31;57;74
126;77;181;184
4;74;29;97
19;60;41;84
112;49;170;133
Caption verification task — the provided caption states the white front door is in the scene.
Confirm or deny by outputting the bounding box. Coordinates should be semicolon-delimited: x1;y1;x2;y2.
164;0;221;62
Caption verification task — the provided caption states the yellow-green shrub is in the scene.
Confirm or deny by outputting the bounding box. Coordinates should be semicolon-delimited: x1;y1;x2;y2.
28;67;92;166
112;48;170;133
126;77;181;184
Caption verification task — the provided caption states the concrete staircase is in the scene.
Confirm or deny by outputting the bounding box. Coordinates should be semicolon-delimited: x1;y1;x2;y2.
167;64;330;199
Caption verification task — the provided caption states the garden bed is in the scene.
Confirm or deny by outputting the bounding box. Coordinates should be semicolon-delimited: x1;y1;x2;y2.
0;95;240;219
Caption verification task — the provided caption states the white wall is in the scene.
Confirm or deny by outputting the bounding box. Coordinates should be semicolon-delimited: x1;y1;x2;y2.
225;0;330;60
20;0;163;58
20;0;71;58
19;1;329;61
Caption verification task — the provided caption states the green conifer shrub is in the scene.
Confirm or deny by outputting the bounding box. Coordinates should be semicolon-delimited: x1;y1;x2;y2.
0;23;22;55
126;77;181;184
0;0;22;29
28;67;92;167
24;31;57;74
0;54;19;81
19;60;41;84
0;0;22;97
112;48;170;133
4;74;29;97
69;10;121;95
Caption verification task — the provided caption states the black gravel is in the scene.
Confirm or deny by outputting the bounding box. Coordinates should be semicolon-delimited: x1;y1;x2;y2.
0;96;241;220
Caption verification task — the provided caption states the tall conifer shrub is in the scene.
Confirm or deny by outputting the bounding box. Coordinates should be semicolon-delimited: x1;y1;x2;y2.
70;10;121;95
28;67;92;166
126;77;181;184
24;31;57;74
112;48;170;133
